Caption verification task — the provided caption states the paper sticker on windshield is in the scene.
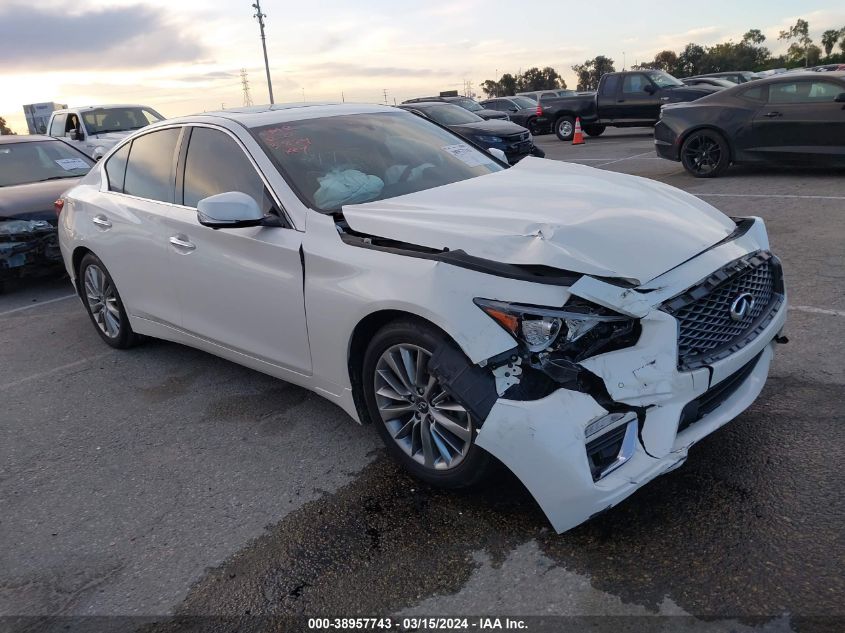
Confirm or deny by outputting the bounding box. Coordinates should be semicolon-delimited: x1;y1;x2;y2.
442;144;493;167
55;158;89;171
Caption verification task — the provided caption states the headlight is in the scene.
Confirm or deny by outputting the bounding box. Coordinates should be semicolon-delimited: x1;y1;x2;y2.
474;298;638;359
475;135;503;144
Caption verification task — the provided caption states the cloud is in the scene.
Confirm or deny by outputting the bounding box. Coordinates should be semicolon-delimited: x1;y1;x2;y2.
302;62;442;78
0;3;207;71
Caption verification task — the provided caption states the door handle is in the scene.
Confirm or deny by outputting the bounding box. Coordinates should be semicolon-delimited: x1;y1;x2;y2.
91;214;111;229
764;111;782;118
169;235;196;252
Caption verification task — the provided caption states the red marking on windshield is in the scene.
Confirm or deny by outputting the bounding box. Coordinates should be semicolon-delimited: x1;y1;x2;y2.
259;127;312;154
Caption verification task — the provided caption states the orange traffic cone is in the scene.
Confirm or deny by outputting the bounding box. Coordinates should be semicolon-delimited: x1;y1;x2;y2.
572;117;585;145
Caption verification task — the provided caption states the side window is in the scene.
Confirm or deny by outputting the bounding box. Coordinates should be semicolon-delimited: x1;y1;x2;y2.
599;75;620;97
739;85;766;102
105;142;131;193
182;127;275;212
485;101;504;111
49;114;67;137
64;114;80;136
123;128;181;203
622;73;650;94
769;80;842;103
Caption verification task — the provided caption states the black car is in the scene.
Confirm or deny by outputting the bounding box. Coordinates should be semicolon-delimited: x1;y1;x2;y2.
0;135;94;289
687;71;760;84
479;96;546;134
397;102;544;163
401;96;509;121
681;77;736;89
655;72;845;177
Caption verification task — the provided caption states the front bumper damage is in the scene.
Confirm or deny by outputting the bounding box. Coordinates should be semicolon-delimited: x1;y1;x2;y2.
464;219;788;533
0;219;62;284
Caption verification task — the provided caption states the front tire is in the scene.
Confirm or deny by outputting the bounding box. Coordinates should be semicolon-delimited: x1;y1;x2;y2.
79;253;139;349
554;116;576;142
362;319;494;489
680;129;730;178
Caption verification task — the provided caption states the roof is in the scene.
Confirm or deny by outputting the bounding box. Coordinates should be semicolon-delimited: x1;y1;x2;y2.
0;134;59;145
160;102;403;129
52;104;157;113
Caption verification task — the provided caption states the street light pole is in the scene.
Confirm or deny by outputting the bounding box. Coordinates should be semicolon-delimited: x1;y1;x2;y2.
252;0;274;104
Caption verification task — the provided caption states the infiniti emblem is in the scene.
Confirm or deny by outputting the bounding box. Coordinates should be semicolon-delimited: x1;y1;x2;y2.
729;292;755;322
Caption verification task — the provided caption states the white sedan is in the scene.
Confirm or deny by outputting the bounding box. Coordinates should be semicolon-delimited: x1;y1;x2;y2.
57;103;788;533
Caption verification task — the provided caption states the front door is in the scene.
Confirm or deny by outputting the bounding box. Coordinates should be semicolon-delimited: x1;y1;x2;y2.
164;125;312;374
750;78;845;162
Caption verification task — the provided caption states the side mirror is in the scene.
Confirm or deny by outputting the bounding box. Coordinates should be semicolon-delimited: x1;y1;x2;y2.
488;148;508;163
835;93;845;103
643;84;656;94
197;192;266;229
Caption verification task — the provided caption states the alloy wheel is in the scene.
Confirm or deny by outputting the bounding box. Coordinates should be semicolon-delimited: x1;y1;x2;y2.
84;264;121;338
683;135;722;175
558;120;573;138
374;344;472;471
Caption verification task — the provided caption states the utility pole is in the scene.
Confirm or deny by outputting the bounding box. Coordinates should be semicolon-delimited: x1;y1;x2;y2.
240;68;253;106
382;88;388;104
251;0;274;104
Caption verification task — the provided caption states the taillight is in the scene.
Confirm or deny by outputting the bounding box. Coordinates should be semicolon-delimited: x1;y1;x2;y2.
536;105;543;116
54;198;64;216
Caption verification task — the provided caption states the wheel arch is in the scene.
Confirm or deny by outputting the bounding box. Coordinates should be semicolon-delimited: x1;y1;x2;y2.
347;309;453;424
71;246;95;296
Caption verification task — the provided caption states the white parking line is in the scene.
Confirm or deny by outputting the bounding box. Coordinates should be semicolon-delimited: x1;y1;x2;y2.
0;352;113;391
566;157;664;162
597;151;655;167
0;294;77;317
790;305;845;318
696;193;845;201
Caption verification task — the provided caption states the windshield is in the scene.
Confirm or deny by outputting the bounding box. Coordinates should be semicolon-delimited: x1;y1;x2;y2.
0;140;94;187
453;98;482;112
252;111;504;212
511;96;537;109
646;71;684;88
421;104;483;126
82;107;164;135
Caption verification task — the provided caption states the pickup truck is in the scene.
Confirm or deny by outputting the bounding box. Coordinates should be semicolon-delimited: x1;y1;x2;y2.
46;104;165;160
537;70;717;141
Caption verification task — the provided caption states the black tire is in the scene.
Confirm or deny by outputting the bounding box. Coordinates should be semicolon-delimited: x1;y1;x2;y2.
680;129;730;178
527;117;540;135
554;116;576;142
584;125;606;137
78;253;140;349
362;318;495;489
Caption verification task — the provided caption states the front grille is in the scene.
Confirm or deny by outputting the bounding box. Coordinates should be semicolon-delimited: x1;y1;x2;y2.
663;251;783;370
505;132;530;143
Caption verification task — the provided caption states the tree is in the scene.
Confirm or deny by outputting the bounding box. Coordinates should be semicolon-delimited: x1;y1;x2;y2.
779;18;813;66
572;56;615;91
0;117;15;135
676;43;707;76
820;29;842;56
742;29;766;45
480;72;518;97
481;68;563;96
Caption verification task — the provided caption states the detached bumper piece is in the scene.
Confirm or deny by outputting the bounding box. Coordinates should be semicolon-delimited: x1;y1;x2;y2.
0;220;62;282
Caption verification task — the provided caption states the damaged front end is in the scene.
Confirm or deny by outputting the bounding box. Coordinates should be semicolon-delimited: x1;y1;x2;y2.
0;219;62;286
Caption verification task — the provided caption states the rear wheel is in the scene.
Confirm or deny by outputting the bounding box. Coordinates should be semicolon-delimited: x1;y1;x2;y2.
362;319;494;489
680;129;730;177
554;116;576;141
584;125;606;137
527;117;541;135
79;253;139;349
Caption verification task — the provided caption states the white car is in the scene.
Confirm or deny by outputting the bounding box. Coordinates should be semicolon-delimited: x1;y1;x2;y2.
46;104;165;160
57;104;788;533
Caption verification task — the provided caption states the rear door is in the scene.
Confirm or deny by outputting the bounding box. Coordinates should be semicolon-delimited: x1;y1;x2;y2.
164;125;311;373
595;74;622;121
90;127;183;327
750;78;845;161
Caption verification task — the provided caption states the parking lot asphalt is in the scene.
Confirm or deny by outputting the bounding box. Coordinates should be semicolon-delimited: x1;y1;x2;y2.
2;128;843;632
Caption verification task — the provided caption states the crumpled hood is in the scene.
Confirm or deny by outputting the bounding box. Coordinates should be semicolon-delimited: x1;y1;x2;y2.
342;157;735;285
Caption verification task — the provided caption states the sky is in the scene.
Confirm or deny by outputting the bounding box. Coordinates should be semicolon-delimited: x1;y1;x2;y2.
1;0;844;133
